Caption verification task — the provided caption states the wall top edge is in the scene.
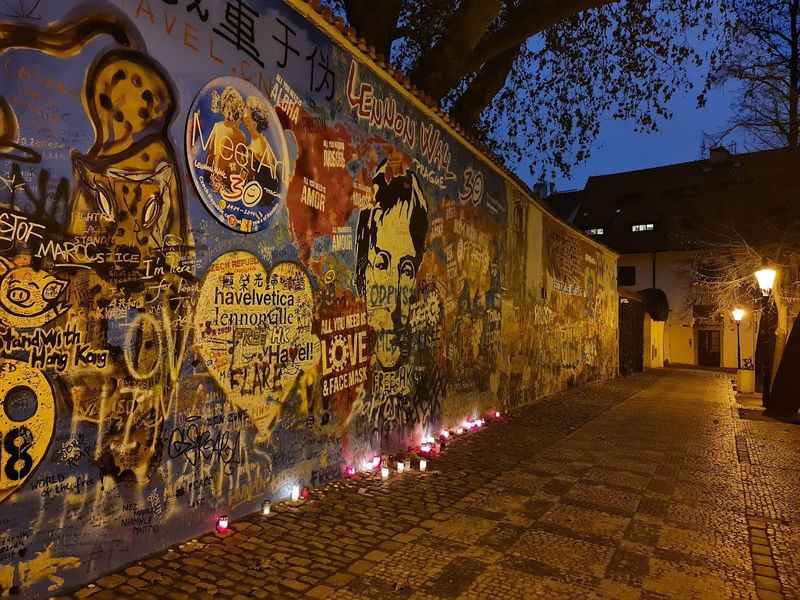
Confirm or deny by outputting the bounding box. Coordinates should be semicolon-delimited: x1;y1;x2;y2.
284;0;618;259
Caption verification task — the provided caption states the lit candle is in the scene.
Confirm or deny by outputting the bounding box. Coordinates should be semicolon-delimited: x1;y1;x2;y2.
290;485;300;501
261;501;271;516
216;515;229;531
381;466;390;480
397;461;405;473
494;411;501;418
456;427;465;435
419;458;427;472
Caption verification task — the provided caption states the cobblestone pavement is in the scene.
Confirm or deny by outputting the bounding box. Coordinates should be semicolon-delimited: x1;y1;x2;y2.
67;369;800;599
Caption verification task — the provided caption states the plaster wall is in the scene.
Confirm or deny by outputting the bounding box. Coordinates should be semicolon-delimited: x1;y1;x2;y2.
618;251;754;369
0;2;618;596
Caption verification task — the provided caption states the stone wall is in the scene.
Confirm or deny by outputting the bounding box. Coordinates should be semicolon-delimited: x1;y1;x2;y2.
0;1;618;595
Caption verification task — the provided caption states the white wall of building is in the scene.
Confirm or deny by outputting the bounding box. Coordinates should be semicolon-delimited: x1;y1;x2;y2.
619;251;755;369
644;316;665;368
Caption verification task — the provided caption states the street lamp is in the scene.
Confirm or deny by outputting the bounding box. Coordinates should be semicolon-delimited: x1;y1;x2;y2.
732;308;745;369
755;267;777;295
754;265;777;408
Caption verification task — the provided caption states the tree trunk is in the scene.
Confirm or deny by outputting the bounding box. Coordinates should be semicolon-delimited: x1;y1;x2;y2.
769;310;800;417
343;0;403;59
754;298;777;400
450;44;520;128
408;0;619;103
409;0;503;101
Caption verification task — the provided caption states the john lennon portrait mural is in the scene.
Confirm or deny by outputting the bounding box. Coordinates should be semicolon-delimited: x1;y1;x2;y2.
0;1;618;596
355;159;428;370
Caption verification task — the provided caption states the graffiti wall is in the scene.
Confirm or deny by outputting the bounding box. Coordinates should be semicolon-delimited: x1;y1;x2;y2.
0;1;618;595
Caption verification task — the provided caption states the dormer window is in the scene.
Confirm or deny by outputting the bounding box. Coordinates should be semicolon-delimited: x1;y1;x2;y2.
632;223;655;232
586;228;604;236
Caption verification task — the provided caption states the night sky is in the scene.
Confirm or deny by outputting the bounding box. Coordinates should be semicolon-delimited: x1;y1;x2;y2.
530;74;744;192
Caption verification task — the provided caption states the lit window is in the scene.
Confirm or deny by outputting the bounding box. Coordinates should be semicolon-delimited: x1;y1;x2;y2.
586;228;604;236
631;223;655;232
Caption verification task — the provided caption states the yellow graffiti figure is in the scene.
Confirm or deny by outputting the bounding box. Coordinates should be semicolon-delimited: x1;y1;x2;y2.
61;46;194;482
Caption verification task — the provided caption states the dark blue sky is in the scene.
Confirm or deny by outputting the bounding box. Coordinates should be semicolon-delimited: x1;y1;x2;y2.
537;76;743;192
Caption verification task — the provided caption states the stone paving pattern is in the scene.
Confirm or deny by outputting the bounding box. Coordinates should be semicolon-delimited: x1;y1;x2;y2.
66;369;800;599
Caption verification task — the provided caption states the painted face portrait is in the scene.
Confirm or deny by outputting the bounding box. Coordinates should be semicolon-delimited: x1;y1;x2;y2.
355;160;428;369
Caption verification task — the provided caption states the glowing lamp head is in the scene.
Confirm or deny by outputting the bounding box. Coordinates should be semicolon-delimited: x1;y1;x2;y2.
755;267;777;295
419;458;427;472
216;515;229;531
290;485;300;502
261;501;271;516
381;466;390;480
732;308;745;322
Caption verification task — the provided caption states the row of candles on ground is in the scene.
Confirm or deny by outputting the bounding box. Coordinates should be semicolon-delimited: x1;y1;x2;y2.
346;411;499;481
216;410;501;531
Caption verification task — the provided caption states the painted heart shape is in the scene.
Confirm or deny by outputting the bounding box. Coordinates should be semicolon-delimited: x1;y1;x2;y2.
193;251;319;440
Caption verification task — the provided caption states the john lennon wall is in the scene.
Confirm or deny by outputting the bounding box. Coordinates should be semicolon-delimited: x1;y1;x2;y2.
0;1;618;595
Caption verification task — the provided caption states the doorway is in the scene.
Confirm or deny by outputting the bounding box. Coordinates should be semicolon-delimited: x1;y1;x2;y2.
697;329;721;367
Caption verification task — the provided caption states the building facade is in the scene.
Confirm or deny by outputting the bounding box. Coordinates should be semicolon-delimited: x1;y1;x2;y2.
550;146;800;371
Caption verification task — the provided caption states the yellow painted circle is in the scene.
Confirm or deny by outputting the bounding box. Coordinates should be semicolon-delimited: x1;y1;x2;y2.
0;359;55;502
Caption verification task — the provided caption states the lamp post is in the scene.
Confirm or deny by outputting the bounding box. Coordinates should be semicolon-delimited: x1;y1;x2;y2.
754;266;777;409
732;307;745;370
